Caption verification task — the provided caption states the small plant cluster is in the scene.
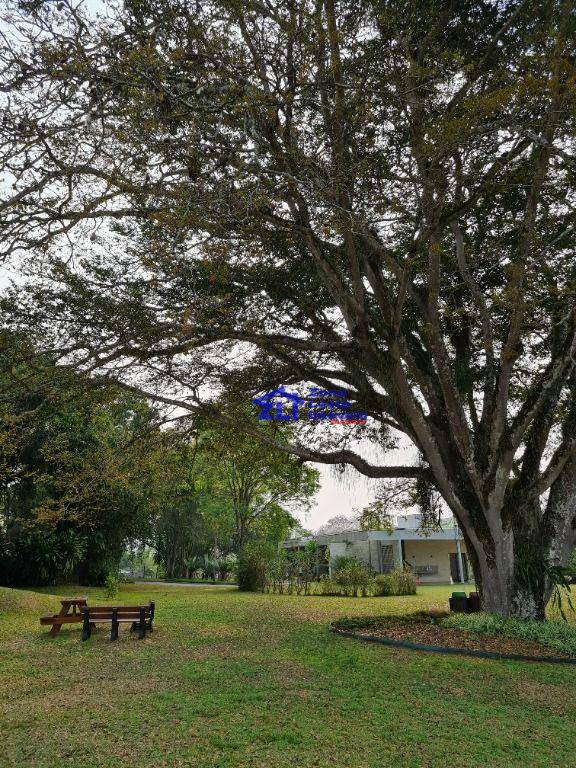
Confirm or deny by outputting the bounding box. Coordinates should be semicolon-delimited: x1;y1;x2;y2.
186;553;238;582
441;612;576;656
373;569;419;597
237;544;417;597
237;540;319;594
323;559;417;597
104;571;119;599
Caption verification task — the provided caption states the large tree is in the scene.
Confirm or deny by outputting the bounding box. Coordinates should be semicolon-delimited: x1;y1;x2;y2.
1;0;575;617
201;422;319;548
0;332;166;584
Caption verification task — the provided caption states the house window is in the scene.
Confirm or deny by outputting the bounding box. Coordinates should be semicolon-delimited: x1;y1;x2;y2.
414;565;439;576
380;544;395;573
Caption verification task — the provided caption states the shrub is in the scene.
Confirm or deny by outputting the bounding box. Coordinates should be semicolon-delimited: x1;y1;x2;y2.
291;542;318;595
237;541;278;591
104;571;119;599
219;553;238;581
373;569;417;597
312;577;344;596
331;556;371;597
441;612;576;656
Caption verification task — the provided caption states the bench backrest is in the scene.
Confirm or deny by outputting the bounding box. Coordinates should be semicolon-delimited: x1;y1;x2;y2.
82;603;153;621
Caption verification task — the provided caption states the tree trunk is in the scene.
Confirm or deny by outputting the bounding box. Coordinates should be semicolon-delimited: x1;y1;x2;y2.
479;562;547;620
468;529;549;621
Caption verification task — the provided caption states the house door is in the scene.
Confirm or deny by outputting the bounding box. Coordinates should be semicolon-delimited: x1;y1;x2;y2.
379;544;395;574
449;553;469;582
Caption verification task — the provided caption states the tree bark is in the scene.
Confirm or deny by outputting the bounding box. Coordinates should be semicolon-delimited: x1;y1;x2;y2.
464;486;576;621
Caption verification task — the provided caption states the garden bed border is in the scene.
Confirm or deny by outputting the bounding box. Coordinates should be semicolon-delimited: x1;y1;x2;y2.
330;627;576;665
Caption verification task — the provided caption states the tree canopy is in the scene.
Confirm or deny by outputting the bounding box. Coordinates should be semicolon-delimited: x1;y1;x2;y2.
1;0;575;617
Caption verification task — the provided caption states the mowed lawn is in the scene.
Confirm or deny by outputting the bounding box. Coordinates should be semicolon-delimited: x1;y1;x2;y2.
1;583;575;768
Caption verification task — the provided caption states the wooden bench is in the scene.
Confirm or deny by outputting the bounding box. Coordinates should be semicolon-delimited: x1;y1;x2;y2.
40;597;90;636
81;602;155;641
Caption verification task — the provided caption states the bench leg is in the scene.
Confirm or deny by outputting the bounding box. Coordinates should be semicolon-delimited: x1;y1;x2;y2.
110;608;119;641
81;611;91;641
49;622;62;637
138;607;146;639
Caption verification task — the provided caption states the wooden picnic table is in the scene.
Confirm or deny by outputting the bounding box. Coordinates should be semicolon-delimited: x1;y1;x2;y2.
40;596;91;636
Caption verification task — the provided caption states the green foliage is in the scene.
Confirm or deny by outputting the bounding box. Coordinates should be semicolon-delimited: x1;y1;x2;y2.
0;526;87;586
104;571;120;599
441;612;576;656
359;499;393;533
187;553;237;581
0;335;316;588
199;421;319;549
373;569;418;597
152;421;319;581
0;337;179;586
259;552;418;599
152;457;215;579
236;540;278;592
331;556;371;597
160;576;236;585
263;541;319;595
120;546;157;578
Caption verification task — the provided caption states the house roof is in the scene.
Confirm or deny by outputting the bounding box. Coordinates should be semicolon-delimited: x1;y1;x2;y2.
282;524;463;548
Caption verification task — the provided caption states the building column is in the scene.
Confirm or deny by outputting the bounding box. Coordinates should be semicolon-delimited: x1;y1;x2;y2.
393;540;403;570
456;539;465;583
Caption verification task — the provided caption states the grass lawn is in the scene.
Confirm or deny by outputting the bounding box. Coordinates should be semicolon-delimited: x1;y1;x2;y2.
1;583;575;768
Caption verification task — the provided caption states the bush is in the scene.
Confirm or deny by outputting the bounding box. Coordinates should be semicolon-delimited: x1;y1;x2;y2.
237;541;278;591
220;553;238;581
373;569;417;596
104;571;119;598
441;612;576;656
331;556;371;597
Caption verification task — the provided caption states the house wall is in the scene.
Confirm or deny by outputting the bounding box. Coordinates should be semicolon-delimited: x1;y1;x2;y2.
322;535;470;583
327;539;400;574
403;539;469;583
328;540;372;569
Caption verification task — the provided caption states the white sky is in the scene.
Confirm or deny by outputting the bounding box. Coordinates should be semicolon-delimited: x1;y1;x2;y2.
302;439;418;530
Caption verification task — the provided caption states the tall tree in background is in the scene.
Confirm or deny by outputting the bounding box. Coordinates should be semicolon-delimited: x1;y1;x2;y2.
201;423;319;548
0;0;575;617
145;441;213;579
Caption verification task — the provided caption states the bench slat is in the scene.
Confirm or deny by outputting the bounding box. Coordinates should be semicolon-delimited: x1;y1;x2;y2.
40;614;84;625
85;608;147;613
81;605;150;612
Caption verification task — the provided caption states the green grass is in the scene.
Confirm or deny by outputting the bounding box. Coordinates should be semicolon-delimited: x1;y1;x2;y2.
1;583;576;768
139;577;238;585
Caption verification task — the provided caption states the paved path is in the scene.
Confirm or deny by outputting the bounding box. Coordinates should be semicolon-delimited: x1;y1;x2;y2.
134;580;236;588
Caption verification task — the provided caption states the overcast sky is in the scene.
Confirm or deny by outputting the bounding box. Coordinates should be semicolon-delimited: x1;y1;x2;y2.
302;439;418;530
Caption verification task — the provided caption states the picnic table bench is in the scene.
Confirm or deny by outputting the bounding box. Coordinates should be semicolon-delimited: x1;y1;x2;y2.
40;597;91;636
81;602;155;641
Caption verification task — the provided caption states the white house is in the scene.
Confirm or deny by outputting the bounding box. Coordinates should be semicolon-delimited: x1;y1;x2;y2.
281;514;471;584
